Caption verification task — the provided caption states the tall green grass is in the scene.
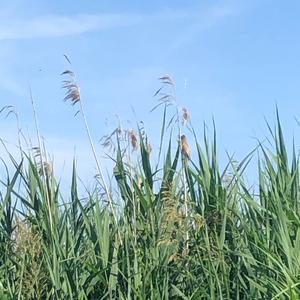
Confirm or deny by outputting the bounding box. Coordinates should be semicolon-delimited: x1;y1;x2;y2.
0;74;300;299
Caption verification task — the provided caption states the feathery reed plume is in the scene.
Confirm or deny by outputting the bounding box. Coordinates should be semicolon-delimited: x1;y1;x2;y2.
100;127;123;153
128;129;138;151
159;74;175;85
151;74;176;112
61;70;80;105
222;159;239;188
180;135;191;159
38;161;53;177
32;146;41;158
181;107;190;125
32;146;52;176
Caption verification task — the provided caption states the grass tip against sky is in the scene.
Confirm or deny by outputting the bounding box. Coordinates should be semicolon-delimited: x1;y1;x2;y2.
1;0;300;187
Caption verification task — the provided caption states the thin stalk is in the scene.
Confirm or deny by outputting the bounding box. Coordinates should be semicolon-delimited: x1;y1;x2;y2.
177;106;189;252
182;161;189;250
127;138;137;243
15;111;23;162
78;98;121;244
29;86;53;232
127;136;139;290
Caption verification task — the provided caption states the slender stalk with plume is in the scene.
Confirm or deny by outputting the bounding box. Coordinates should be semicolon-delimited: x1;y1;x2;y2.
153;75;192;252
61;66;121;243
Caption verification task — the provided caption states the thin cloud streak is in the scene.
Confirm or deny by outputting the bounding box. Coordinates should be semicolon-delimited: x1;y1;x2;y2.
0;4;239;41
0;13;142;40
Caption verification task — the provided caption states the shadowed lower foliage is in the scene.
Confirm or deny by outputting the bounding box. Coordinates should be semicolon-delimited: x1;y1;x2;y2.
0;105;300;299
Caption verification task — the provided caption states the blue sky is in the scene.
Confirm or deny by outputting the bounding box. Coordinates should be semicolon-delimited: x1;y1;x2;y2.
1;0;300;187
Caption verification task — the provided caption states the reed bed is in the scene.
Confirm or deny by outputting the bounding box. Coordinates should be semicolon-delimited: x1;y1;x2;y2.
0;71;299;299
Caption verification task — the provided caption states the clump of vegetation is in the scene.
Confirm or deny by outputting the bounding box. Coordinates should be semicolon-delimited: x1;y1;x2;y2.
0;67;299;299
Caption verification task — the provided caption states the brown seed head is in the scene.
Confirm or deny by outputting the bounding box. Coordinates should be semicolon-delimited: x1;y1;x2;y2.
182;107;190;125
159;74;174;85
180;135;191;159
61;70;81;105
38;162;53;177
128;129;138;151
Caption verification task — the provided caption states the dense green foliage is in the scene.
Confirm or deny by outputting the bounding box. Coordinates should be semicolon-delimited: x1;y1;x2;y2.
1;92;300;298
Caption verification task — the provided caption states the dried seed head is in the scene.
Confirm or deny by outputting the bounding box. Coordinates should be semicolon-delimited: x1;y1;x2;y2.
159;74;174;85
44;162;53;177
100;127;124;153
38;162;53;177
180;135;191;159
61;70;80;105
32;146;41;157
61;69;74;76
128;129;138;151
182;107;190;125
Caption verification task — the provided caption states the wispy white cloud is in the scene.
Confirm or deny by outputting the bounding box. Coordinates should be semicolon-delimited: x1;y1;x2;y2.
0;3;240;41
0;13;142;40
